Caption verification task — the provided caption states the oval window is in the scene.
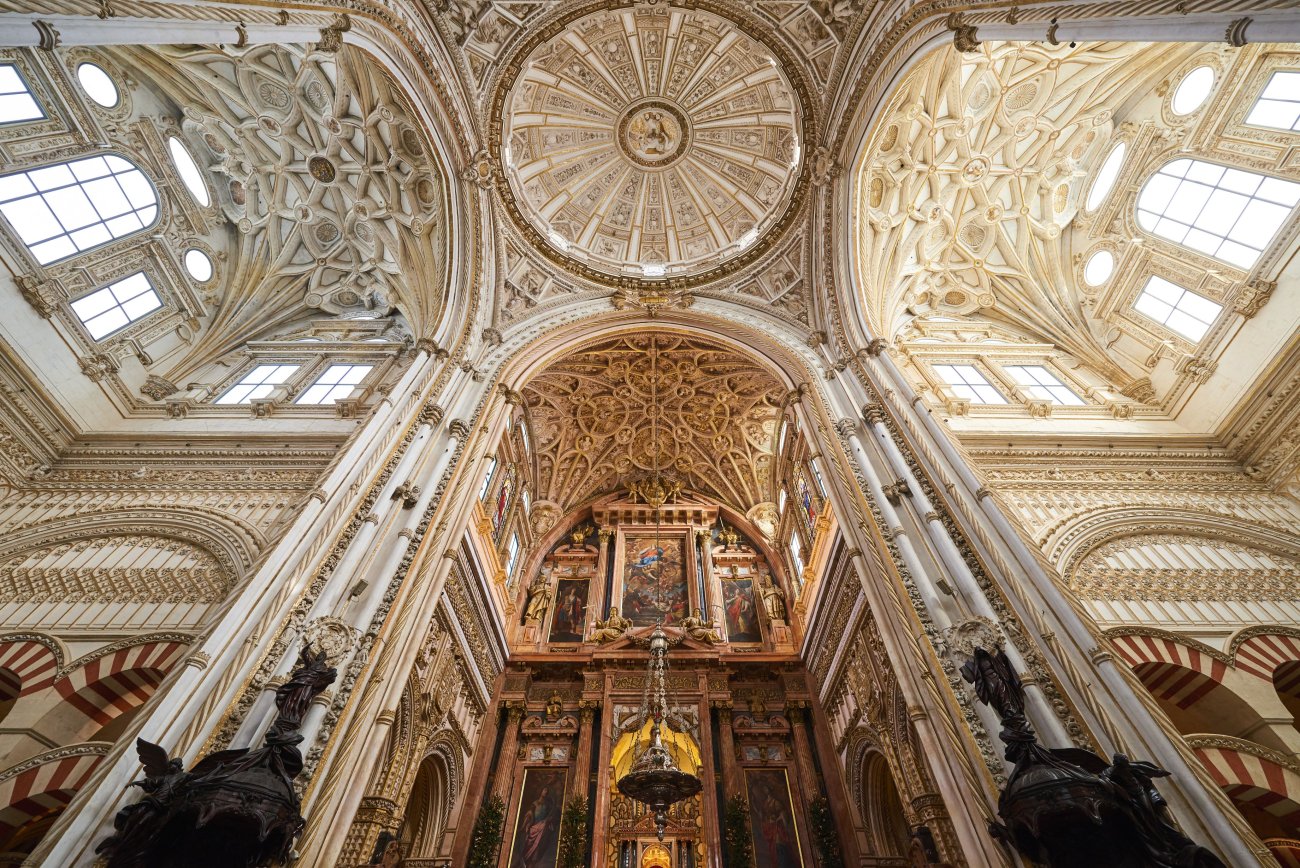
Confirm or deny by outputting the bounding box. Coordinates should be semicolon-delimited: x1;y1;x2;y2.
77;63;119;108
1085;142;1127;212
168;136;210;206
184;248;213;282
1083;250;1115;286
1172;66;1215;115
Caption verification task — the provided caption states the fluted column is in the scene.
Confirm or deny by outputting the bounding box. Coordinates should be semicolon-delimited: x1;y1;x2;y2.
713;700;738;800
786;701;818;796
494;702;526;799
570;702;596;800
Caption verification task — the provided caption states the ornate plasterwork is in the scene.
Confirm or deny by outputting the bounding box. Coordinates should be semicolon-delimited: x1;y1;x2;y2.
129;42;448;381
499;6;801;280
522;332;784;511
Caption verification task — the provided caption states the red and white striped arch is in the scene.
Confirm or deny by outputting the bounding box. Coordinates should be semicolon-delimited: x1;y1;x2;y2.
1194;744;1300;832
1234;633;1300;686
0;747;107;841
0;638;62;697
53;641;188;727
1110;634;1228;709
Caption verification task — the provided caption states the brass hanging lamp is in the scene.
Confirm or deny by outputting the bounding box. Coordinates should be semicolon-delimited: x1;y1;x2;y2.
616;337;703;840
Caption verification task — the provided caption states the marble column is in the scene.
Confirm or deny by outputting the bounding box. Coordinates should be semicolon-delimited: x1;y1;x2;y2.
786;701;819;796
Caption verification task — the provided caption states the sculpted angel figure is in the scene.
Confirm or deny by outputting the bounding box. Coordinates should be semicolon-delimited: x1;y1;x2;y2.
590;606;632;642
681;608;721;644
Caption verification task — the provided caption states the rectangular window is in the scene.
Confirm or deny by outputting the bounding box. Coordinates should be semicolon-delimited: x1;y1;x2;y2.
933;364;1007;404
216;364;299;405
789;530;804;579
0;64;45;125
295;364;372;405
1133;276;1223;342
1004;365;1086;406
1246;71;1300;132
505;533;520;579
479;458;497;500
70;272;162;340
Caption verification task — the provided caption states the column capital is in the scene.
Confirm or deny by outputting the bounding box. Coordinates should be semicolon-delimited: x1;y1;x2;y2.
834;418;858;438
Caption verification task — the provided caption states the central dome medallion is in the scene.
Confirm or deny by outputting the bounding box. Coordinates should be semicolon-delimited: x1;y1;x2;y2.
498;6;803;282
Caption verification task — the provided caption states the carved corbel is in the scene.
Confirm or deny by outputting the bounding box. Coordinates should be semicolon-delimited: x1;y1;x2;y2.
141;375;179;401
1233;278;1275;318
15;275;58;318
1225;16;1251;47
1026;399;1053;419
317;13;351;52
78;352;119;382
882;479;911;506
391;482;421;509
33;20;60;51
946;13;980;52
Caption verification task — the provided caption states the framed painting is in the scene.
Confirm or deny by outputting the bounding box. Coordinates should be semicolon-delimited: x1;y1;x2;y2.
720;576;762;643
508;767;567;868
548;577;589;643
621;534;688;626
745;768;803;868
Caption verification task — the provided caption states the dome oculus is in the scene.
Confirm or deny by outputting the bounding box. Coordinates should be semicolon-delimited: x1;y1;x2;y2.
498;6;803;281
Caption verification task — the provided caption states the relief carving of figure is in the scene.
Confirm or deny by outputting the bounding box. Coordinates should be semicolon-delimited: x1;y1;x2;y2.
590;606;632;642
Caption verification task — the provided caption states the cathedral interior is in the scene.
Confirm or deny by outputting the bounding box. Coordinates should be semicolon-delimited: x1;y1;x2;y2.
0;0;1298;866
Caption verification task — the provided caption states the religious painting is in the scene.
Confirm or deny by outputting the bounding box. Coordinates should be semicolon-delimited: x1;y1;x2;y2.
795;467;817;533
745;768;803;868
621;535;688;625
721;576;761;643
548;577;589;643
508;767;566;868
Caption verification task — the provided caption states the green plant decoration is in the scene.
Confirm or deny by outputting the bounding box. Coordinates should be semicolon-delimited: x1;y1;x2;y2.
810;795;844;868
556;795;590;868
467;793;506;868
724;794;755;868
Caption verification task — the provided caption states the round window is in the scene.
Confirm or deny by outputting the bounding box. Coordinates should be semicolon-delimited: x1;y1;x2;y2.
1085;142;1127;212
76;63;119;108
1172;66;1215;115
168;136;211;206
1083;250;1115;286
183;248;213;282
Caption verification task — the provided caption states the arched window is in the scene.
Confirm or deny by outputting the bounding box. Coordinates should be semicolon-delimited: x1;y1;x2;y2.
0;154;158;265
1136;159;1300;269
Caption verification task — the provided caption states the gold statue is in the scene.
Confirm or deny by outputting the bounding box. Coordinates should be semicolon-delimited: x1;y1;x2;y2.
590;606;632;642
569;525;589;547
720;524;739;549
545;692;563;719
524;574;552;622
760;575;787;622
682;608;721;644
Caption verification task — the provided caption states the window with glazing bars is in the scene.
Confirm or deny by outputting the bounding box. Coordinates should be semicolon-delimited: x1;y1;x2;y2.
0;155;158;265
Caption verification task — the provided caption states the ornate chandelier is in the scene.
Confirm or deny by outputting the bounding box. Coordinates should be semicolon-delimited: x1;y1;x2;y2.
616;337;703;840
616;624;703;840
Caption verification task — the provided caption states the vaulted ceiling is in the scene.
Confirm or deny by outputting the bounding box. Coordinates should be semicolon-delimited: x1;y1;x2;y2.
521;333;785;512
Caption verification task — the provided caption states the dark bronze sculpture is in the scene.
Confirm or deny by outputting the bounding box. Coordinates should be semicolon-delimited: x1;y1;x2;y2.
97;647;337;868
960;646;1227;868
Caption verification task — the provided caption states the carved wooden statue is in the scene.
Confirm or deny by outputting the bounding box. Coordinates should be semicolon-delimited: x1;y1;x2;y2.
96;647;338;868
960;646;1227;868
524;574;552;622
760;576;787;622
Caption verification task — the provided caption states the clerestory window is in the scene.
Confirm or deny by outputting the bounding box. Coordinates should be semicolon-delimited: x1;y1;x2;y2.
1245;70;1300;132
1004;365;1085;406
70;272;162;340
295;364;372;405
0;63;44;125
1136;159;1300;270
1133;276;1222;342
215;364;299;405
933;364;1007;405
0;154;158;265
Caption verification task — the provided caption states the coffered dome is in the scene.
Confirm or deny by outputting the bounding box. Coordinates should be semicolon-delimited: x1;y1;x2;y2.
498;6;803;282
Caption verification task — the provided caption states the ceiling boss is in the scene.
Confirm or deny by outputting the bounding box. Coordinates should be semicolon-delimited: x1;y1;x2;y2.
493;3;808;284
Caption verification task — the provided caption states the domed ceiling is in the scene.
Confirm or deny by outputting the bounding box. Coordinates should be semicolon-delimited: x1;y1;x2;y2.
496;6;803;282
